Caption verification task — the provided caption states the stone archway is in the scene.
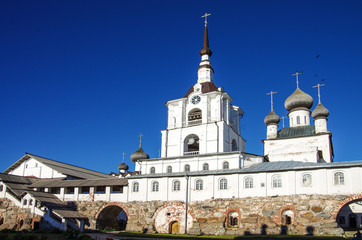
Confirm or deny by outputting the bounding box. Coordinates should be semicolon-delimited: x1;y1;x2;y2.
96;203;129;231
153;202;194;234
334;194;362;230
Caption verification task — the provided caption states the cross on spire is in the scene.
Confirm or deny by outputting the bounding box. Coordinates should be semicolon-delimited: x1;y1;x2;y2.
281;116;286;128
201;13;211;26
122;152;126;163
266;91;277;111
292;71;303;88
138;133;144;146
313;83;325;104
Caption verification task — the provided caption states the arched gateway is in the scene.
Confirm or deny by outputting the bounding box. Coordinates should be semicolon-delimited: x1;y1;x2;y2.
335;194;362;231
96;203;129;230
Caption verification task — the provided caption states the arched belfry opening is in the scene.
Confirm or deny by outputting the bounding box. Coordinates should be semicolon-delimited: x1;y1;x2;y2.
184;134;200;156
96;205;128;231
188;108;202;125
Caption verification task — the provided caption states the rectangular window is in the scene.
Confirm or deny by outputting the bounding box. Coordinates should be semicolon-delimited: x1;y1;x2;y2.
81;187;90;194
65;187;74;194
112;186;123;194
95;186;105;194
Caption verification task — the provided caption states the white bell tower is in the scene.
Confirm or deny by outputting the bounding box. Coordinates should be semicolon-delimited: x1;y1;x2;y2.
160;15;245;158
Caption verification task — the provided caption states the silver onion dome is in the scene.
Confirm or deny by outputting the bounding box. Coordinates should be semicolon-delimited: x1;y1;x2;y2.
118;162;129;171
284;88;313;111
264;110;280;125
312;103;329;119
130;146;150;163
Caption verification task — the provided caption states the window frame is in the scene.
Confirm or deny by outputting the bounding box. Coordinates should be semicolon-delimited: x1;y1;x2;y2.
302;173;312;187
132;182;139;192
244;176;254;189
195;179;203;191
152;181;159;192
223;161;229;170
219;178;228;190
334;172;345;185
272;175;282;188
173;180;181;191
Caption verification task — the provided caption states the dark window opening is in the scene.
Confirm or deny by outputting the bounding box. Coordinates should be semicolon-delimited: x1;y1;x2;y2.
188;109;202;125
112;186;123;194
184;134;200;155
96;186;106;194
81;187;90;194
50;188;60;194
66;187;75;194
184;164;190;172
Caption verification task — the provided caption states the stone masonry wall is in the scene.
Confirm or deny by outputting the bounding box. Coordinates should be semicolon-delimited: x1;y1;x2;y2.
75;194;356;236
1;194;356;235
0;198;40;230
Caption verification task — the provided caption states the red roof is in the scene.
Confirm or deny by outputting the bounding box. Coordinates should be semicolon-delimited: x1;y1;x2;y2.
184;82;218;98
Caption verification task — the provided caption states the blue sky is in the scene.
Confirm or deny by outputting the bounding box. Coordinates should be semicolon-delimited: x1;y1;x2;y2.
1;0;362;174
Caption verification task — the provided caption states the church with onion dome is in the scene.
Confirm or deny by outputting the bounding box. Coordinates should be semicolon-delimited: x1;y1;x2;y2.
1;15;362;236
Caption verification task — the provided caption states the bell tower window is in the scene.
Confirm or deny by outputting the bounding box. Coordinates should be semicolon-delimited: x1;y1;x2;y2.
188;108;202;126
184;134;199;156
231;139;238;151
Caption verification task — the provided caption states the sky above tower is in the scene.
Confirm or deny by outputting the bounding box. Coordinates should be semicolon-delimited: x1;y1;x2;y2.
1;0;362;174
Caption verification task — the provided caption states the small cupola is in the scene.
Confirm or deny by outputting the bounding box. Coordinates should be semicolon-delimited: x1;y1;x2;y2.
130;133;150;163
264;110;280;125
265;91;280;139
118;153;129;174
312;103;329;119
130;146;150;163
118;163;129;172
312;83;329;134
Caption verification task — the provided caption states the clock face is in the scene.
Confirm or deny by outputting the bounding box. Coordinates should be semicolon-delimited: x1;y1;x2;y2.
191;95;201;104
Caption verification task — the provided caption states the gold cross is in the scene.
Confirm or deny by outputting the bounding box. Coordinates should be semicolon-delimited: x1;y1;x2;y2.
292;71;303;88
313;83;325;104
281;116;286;128
266;91;277;111
201;13;211;26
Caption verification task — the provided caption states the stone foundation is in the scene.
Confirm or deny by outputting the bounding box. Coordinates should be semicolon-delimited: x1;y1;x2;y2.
2;194;354;236
0;198;40;230
75;194;351;236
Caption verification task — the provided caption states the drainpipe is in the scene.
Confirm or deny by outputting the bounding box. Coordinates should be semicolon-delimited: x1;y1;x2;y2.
184;174;189;234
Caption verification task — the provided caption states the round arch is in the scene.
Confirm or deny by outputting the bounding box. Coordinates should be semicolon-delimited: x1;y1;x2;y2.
184;134;200;155
333;194;362;230
95;202;129;230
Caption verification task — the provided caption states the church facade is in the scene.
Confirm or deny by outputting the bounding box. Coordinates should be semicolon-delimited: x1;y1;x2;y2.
0;20;362;236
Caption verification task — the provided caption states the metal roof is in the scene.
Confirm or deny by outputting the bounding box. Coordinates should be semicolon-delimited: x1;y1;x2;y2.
0;173;38;184
4;153;115;180
30;178;128;188
277;125;316;139
26;191;87;219
129;160;362;179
